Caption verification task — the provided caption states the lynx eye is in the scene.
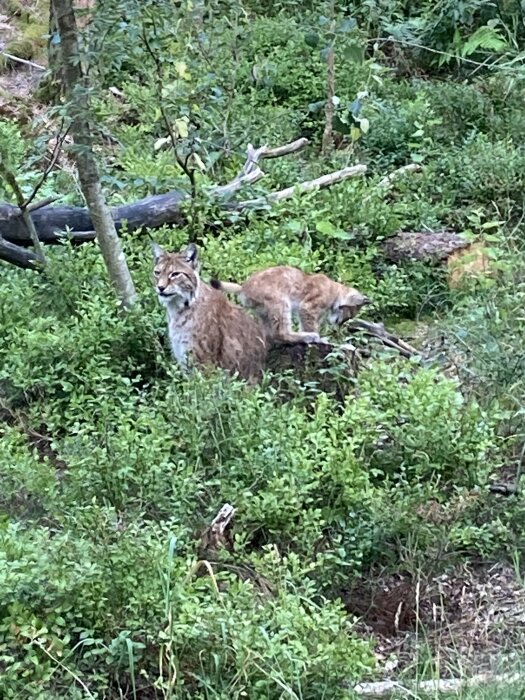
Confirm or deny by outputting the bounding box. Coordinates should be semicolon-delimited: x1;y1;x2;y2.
153;269;161;277
169;271;183;279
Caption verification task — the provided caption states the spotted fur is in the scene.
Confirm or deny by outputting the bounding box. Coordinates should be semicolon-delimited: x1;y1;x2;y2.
211;265;370;345
153;243;266;383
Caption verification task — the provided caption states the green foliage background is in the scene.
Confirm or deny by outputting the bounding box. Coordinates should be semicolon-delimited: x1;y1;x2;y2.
1;0;525;697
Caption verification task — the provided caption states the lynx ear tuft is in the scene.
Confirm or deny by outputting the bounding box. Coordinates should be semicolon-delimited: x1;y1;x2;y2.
152;242;166;262
183;242;198;268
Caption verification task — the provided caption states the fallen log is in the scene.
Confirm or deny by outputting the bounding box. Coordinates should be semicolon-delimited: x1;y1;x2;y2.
267;340;362;397
0;236;39;270
0;137;368;269
266;320;417;397
381;229;491;287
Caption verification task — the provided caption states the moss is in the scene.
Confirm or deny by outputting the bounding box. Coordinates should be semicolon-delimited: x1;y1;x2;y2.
6;0;32;22
2;22;47;68
3;37;35;62
35;75;61;104
21;22;47;44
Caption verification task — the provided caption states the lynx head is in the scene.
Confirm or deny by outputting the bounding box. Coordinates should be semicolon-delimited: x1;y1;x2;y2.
331;288;371;324
152;242;199;307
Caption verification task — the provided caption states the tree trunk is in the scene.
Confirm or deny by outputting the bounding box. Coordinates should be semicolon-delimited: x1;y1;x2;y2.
322;7;336;156
51;0;137;308
322;43;335;155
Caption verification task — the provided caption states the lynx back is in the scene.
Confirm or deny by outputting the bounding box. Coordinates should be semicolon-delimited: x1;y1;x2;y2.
211;265;370;345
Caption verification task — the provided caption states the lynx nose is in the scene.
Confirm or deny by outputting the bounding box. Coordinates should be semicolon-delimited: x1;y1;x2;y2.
158;284;166;293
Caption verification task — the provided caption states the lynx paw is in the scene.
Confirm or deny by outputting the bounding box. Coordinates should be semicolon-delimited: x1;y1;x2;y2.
303;333;322;343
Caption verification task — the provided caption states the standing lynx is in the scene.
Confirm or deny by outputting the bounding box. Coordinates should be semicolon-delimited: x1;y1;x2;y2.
211;265;370;344
153;243;266;383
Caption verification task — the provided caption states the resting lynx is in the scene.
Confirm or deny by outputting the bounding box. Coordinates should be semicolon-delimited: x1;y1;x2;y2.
153;243;266;383
211;265;370;344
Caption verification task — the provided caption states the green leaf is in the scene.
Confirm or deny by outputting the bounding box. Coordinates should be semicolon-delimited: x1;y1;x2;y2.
349;99;362;117
174;117;189;138
304;31;320;48
343;42;364;63
358;117;370;134
190;153;206;171
285;220;303;233
316;220;336;235
461;25;508;57
174;61;190;79
316;220;352;239
339;17;357;33
308;100;325;113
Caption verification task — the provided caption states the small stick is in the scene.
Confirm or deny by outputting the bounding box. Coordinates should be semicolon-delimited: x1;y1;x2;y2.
0;52;46;70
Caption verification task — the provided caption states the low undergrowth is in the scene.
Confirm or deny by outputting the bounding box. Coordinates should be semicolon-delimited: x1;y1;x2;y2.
2;0;525;697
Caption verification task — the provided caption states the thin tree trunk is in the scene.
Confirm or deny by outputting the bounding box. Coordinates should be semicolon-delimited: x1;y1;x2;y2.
322;7;336;156
322;43;335;155
47;3;61;90
51;0;137;308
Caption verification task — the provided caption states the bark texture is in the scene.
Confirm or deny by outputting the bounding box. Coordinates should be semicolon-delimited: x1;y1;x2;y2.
52;0;137;307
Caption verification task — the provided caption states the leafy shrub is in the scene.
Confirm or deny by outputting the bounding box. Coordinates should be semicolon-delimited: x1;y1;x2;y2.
347;361;497;487
0;513;374;698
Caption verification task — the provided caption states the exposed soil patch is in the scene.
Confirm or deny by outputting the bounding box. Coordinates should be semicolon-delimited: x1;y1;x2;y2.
345;563;525;679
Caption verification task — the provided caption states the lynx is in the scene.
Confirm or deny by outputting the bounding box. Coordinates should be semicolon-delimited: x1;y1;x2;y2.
153;243;266;383
210;265;370;345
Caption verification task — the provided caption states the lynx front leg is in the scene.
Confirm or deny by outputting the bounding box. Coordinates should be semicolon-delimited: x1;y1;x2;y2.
268;308;321;344
299;310;329;344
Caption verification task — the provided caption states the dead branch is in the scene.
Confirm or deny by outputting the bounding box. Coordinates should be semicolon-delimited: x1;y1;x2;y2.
0;52;46;70
377;163;421;188
353;671;522;697
238;164;367;207
27;196;60;212
212;137;309;197
488;482;519;496
0;137;367;269
345;320;420;358
198;503;236;559
252;137;309;161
